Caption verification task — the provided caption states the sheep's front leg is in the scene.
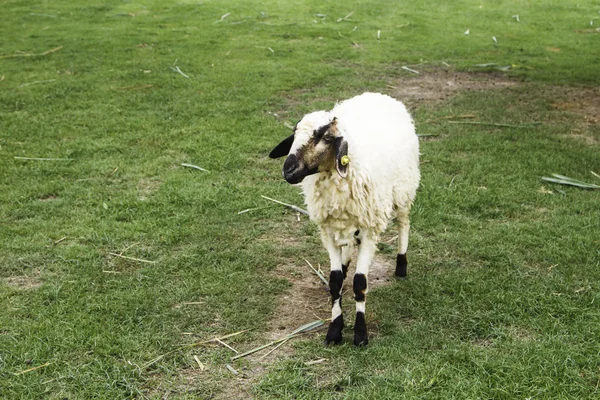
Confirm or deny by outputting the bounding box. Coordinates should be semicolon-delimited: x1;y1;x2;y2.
395;207;410;278
353;235;376;346
322;233;344;345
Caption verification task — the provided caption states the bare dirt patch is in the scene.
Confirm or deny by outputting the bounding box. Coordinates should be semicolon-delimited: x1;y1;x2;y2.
506;325;535;342
551;86;600;125
275;68;521;119
565;131;599;146
39;194;58;201
266;251;396;342
137;178;162;200
550;86;600;145
268;262;330;339
195;249;398;400
4;274;43;290
385;68;519;106
256;231;303;248
278;68;599;131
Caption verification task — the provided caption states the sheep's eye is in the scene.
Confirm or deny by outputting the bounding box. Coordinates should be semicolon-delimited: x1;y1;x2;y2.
322;135;334;143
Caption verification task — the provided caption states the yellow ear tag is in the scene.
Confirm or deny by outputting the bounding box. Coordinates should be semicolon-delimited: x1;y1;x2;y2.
340;155;350;166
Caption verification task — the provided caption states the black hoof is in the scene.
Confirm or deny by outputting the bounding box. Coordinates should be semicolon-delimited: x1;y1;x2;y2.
325;334;343;345
353;334;369;346
325;318;344;345
395;253;407;278
353;312;368;346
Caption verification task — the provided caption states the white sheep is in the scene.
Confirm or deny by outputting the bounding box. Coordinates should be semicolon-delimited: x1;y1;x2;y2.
269;92;420;346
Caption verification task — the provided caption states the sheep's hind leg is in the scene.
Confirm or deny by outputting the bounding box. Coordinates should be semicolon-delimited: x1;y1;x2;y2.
353;235;376;346
341;241;354;280
395;207;410;278
322;233;344;345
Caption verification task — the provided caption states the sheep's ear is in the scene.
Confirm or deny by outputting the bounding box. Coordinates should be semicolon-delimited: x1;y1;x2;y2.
269;134;295;159
334;136;349;178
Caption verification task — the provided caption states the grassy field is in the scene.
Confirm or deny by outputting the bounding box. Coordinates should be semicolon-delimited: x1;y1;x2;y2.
1;0;599;398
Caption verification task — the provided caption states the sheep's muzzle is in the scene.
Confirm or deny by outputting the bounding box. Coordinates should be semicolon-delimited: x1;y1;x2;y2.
283;154;317;184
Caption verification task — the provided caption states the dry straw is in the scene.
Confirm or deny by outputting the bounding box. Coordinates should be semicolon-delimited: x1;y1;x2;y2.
541;173;600;190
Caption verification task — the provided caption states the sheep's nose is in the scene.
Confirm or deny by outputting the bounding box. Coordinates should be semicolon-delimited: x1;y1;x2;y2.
283;154;298;175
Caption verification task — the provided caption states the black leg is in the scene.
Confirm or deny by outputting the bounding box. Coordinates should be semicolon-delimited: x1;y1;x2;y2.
353;273;368;346
395;253;407;278
325;270;344;345
342;262;350;280
353;312;368;346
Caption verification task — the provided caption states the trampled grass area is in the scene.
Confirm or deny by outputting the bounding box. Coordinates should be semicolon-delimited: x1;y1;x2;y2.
1;0;599;398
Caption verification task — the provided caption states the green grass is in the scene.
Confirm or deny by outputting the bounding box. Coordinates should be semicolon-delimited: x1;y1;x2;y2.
1;0;599;398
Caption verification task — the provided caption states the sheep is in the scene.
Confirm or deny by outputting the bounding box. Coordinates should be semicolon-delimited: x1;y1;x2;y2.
269;92;420;346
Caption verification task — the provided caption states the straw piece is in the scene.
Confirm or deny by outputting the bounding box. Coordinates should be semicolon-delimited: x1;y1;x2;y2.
115;84;153;90
541;174;600;189
196;330;249;346
231;335;298;361
337;11;354;22
170;66;189;78
447;121;541;128
13;362;51;376
14;156;72;161
17;79;56;88
231;320;324;361
225;364;238;375
421;114;476;124
305;259;329;286
0;46;63;59
215;338;239;354
143;329;249;368
193;355;205;371
261;195;308;215
238;207;259;215
290;319;325;335
181;163;209;172
108;253;156;264
305;358;327;366
118;242;139;256
401;66;419;74
258;338;290;360
54;236;67;245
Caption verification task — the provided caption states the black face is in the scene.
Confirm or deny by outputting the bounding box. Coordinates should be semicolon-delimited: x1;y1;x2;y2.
269;117;347;184
282;153;319;184
281;121;338;184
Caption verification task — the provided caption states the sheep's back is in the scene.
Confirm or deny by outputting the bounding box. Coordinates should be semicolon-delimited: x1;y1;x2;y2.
333;93;419;178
